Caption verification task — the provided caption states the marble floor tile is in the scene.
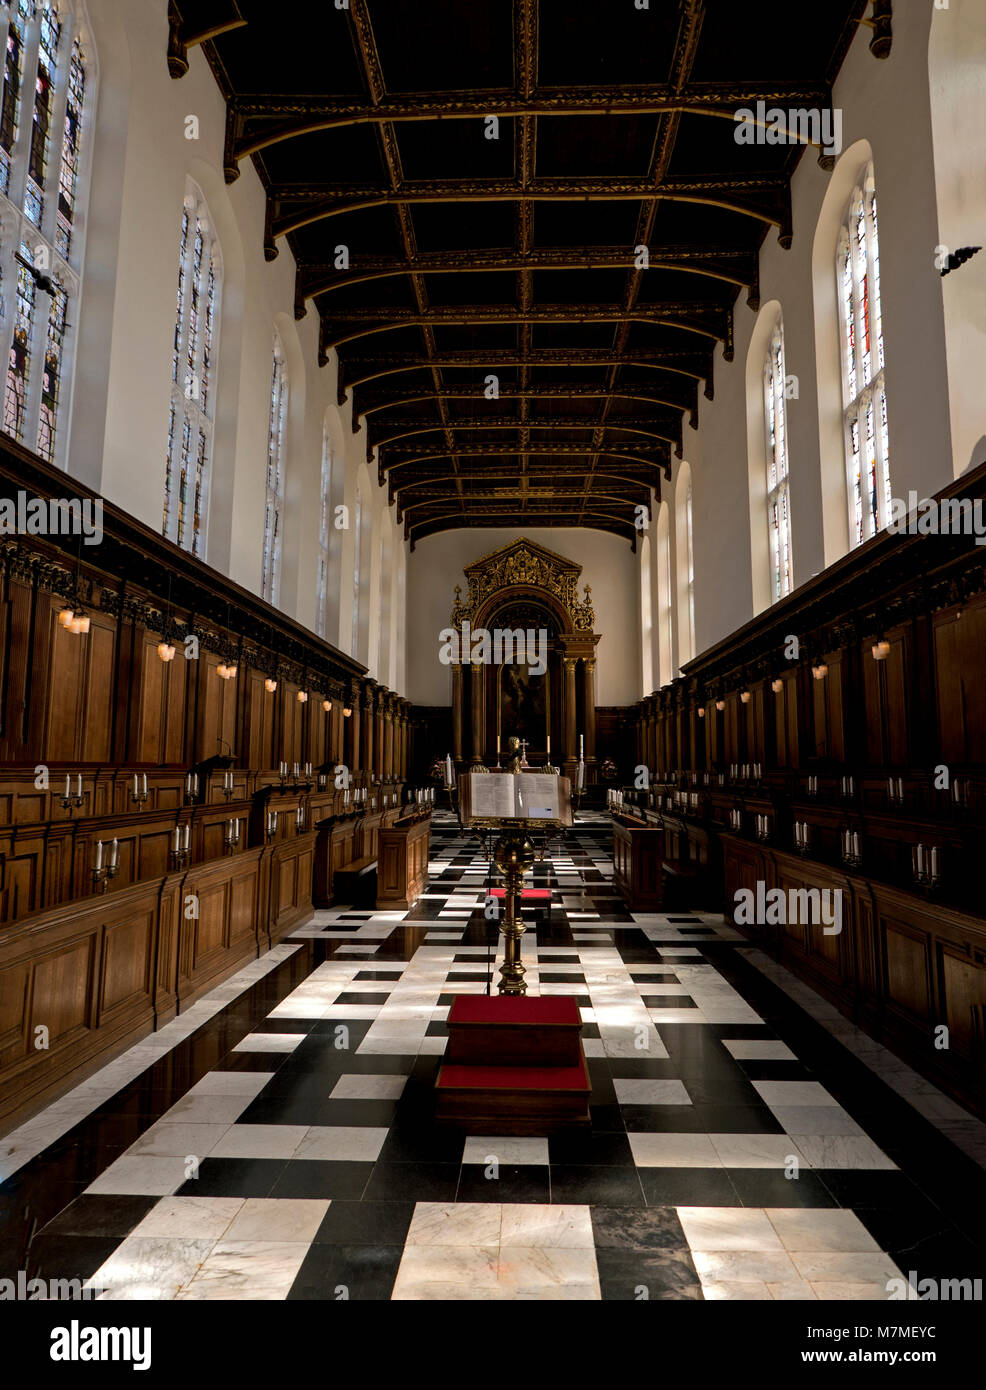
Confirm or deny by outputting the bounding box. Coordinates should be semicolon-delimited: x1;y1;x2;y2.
405;1202;503;1247
462;1137;550;1167
677;1207;784;1252
293;1127;389;1162
613;1079;692;1106
329;1074;408;1100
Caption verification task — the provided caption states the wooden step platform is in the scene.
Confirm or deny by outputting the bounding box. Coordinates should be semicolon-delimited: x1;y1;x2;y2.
435;994;590;1133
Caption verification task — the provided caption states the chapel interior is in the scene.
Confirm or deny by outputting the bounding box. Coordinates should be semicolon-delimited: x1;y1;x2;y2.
0;0;984;1308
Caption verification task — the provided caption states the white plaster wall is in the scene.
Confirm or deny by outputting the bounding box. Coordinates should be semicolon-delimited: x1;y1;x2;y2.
405;528;638;707
67;0;406;684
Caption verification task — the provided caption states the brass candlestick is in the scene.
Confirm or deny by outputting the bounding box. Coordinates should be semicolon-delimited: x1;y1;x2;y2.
493;832;535;996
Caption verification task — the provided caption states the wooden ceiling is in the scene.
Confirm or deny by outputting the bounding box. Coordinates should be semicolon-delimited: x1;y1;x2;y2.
168;0;874;549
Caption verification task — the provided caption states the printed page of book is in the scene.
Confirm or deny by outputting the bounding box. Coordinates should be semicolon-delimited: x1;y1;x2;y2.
464;772;518;820
516;773;561;819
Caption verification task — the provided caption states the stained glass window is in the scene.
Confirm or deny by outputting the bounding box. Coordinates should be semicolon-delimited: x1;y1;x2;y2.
163;184;222;558
763;317;793;602
837;164;890;546
0;2;93;471
316;425;332;638
261;335;287;605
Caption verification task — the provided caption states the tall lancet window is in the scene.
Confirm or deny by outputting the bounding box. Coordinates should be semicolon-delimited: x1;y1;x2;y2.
764;317;793;601
838;163;890;546
261;334;287;606
163;183;221;557
316;424;331;637
0;1;94;470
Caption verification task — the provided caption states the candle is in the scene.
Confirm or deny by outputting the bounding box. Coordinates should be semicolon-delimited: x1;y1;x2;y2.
64;774;70;798
576;760;584;791
546;734;550;755
852;831;860;859
183;823;190;851
930;847;939;880
133;774;139;796
95;840;103;870
579;734;584;760
76;774;83;798
110;838;118;867
293;763;300;778
445;753;453;786
172;827;179;852
917;844;925;874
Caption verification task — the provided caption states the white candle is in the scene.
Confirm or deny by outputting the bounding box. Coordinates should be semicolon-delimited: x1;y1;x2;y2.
183;823;190;851
446;753;453;785
917;844;925;874
76;774;83;798
110;838;118;867
579;734;584;759
64;774;70;798
142;773;148;795
930;847;939;880
546;734;550;755
852;832;860;858
133;774;139;796
95;840;103;870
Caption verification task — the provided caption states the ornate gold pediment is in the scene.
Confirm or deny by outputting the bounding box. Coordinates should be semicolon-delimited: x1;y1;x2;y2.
450;537;595;632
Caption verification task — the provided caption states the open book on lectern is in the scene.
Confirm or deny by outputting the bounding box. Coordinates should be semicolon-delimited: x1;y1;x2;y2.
459;772;573;825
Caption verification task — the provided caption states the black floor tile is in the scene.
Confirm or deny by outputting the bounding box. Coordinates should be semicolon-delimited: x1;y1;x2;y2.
548;1164;645;1206
176;1157;287;1198
638;1168;740;1206
37;1194;159;1239
288;1243;403;1300
362;1162;460;1203
727;1169;839;1208
26;1233;122;1284
590;1205;690;1252
314;1200;415;1247
595;1248;703;1300
548;1132;635;1166
456;1164;550;1204
268;1160;374;1200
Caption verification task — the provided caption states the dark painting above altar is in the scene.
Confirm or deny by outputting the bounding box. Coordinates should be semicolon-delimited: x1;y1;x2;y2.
499;663;548;749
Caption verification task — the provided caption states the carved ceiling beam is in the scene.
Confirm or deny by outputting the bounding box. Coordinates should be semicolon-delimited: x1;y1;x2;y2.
223;82;832;174
319;302;732;359
167;1;247;79
295;244;755;315
338;348;712;397
379;442;671;483
268;175;790;249
406;512;636;549
356;383;696;423
369;418;684;458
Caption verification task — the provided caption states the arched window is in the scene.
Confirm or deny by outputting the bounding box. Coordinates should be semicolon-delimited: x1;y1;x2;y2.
351;485;362;658
655;501;673;686
764;316;793;600
675;466;696;669
315;423;331;638
261;333;286;605
639;533;653;696
163;182;221;557
0;1;94;469
838;164;890;545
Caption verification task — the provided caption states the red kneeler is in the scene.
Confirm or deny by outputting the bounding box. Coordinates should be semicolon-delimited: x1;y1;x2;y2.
435;994;591;1134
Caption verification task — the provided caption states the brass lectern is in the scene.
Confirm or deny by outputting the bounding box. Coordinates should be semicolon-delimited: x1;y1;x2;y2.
459;772;573;996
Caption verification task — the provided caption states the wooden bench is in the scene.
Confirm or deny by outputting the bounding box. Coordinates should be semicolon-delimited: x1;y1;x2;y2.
332;856;377;907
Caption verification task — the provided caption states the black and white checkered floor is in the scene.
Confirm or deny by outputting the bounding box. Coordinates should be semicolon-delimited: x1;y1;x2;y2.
3;821;985;1300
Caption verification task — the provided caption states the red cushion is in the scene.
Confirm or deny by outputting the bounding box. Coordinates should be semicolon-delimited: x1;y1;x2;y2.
448;995;582;1027
488;888;552;899
437;1062;589;1091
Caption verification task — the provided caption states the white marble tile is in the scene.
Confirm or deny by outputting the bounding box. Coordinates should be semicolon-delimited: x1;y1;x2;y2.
232;1033;307;1053
221;1198;330;1243
405;1202;502;1247
85;1155;188;1196
765;1209;880;1253
677;1207;784;1252
709;1134;810;1169
700;1280;773;1300
294;1126;389;1161
754;1080;840;1108
185;1072;274;1097
692;1249;802;1283
769;1107;864;1136
722;1039;797;1061
627;1133;721;1167
128;1122;230;1158
178;1240;311;1299
208;1125;308;1160
613;1078;691;1106
329;1073;408;1100
786;1135;896;1170
89;1237;218;1299
462;1136;550;1166
496;1245;600;1292
499;1205;595;1248
791;1252;903;1284
131;1196;243;1240
392;1243;500;1291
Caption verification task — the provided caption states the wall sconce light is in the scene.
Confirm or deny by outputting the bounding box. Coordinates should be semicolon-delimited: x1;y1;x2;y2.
58;605;75;628
343;706;352;718
157;641;176;662
697;707;705;718
771;679;783;694
872;640;890;661
715;699;725;712
812;663;828;681
70;611;90;634
265;677;277;693
297;689;308;703
217;661;237;680
322;699;332;712
740;690;751;704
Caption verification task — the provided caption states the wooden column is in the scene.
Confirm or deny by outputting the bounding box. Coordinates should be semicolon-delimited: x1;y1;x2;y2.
384;697;394;779
451;662;464;762
563;655;578;768
470;661;485;765
346;682;361;774
362;684;375;777
584;657;597;763
374;689;385;779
